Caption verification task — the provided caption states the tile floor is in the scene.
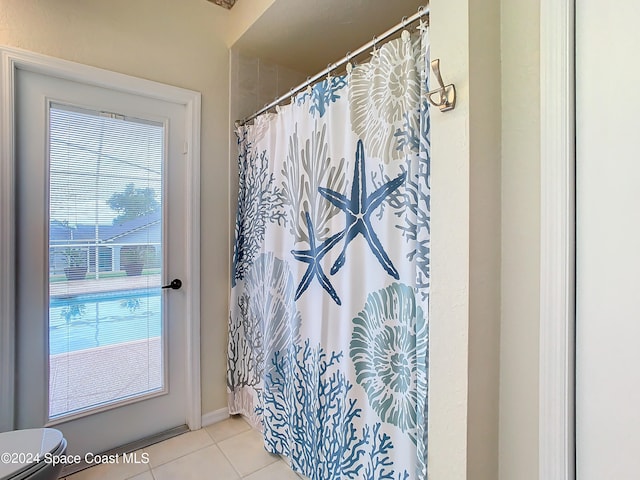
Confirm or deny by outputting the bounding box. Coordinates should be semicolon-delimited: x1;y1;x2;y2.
61;416;303;480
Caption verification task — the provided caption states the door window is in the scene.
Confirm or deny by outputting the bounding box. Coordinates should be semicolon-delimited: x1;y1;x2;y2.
48;104;166;420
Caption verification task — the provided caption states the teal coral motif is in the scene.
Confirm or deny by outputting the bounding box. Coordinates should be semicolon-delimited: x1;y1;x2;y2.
231;129;286;287
296;76;348;117
262;340;409;480
350;283;428;444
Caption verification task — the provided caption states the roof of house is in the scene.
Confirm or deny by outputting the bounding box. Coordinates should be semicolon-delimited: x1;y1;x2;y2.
50;210;161;243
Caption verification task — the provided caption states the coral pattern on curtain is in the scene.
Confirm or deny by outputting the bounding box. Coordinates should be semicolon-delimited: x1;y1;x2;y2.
228;25;430;480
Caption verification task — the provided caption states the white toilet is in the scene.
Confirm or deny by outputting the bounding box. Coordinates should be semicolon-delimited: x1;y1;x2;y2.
0;429;67;480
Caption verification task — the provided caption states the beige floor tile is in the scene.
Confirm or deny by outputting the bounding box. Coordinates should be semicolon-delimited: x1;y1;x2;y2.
217;429;279;477
279;457;309;479
143;429;213;468
152;445;239;480
65;458;149;480
126;471;154;480
204;415;251;443
243;460;301;480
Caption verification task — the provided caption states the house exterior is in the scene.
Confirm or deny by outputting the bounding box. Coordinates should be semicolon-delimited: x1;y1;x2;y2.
49;211;161;275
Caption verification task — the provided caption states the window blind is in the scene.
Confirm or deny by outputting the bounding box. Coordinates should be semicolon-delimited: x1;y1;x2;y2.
48;103;166;418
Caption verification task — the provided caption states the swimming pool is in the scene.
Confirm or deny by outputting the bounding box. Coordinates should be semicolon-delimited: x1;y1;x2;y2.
49;289;162;355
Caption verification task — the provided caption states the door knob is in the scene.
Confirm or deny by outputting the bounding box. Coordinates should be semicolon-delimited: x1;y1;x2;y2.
162;279;182;290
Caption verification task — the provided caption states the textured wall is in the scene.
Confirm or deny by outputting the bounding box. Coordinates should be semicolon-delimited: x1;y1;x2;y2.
230;50;308;122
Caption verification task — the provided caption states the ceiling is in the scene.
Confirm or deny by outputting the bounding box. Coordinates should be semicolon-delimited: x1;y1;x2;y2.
231;0;427;75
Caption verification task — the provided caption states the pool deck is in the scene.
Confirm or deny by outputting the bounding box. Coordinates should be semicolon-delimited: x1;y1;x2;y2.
50;337;162;418
50;274;161;298
48;275;164;417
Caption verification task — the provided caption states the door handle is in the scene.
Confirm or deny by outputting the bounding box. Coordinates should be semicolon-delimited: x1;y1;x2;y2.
162;279;182;290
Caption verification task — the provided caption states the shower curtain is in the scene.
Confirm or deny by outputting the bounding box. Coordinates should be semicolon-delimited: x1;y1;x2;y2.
227;25;430;480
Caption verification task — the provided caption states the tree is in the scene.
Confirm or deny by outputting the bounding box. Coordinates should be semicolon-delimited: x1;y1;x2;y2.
107;183;159;225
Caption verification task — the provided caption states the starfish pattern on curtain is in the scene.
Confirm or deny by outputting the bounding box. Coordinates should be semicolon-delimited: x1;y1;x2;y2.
318;139;407;279
291;212;346;305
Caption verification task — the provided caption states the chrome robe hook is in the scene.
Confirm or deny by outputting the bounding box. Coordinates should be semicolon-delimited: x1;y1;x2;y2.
428;59;456;112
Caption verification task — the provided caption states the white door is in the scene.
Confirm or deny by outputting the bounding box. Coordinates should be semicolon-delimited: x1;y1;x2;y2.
576;0;640;478
13;65;192;456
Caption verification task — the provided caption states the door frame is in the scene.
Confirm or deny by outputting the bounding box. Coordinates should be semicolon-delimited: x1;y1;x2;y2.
0;46;202;433
539;0;576;478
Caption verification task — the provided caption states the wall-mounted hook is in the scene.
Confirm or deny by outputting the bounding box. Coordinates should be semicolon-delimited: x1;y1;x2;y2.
428;59;456;112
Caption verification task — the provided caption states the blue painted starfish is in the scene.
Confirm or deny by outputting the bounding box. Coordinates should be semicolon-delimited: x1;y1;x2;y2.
291;212;346;305
318;140;407;279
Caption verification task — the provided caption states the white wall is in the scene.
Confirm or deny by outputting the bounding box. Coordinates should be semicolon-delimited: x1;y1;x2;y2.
576;1;640;478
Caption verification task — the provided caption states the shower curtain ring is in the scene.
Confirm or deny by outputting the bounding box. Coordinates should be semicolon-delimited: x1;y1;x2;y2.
327;63;333;81
401;16;408;29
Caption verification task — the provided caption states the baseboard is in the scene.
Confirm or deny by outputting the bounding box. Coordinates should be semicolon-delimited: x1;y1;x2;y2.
201;407;229;427
61;425;189;477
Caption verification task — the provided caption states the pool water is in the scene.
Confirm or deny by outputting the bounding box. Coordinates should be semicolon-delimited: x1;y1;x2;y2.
49;289;162;355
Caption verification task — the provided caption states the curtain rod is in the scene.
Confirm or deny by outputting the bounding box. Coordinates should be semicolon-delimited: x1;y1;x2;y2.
237;5;430;127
